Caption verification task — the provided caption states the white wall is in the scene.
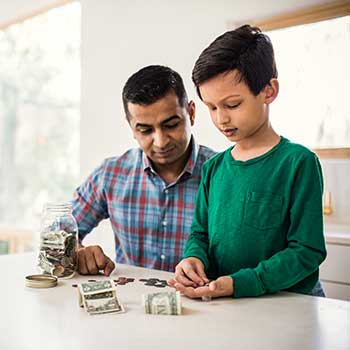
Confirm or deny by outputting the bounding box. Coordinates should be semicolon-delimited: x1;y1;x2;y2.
80;0;347;252
80;0;336;179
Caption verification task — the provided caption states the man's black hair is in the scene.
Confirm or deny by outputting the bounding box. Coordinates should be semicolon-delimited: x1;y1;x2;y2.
122;65;188;121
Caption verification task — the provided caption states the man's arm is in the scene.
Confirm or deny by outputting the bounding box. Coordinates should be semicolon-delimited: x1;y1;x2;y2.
72;161;115;275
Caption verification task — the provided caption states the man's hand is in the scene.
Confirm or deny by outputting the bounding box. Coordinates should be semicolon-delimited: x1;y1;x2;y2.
168;257;209;288
76;245;115;276
168;275;234;299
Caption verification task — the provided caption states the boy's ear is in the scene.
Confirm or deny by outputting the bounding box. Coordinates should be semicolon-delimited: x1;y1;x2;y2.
264;78;279;105
188;100;196;126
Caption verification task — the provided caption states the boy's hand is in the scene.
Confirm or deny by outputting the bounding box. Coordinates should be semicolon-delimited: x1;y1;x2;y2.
168;275;234;299
169;257;209;287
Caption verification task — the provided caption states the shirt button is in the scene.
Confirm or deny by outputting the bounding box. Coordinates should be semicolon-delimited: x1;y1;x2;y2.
164;189;169;194
162;220;167;226
160;254;166;260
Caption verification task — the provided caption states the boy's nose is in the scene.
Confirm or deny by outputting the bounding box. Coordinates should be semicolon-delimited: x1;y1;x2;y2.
216;109;230;125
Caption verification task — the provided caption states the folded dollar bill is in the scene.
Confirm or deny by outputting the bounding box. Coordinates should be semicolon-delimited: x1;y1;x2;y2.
142;291;181;315
78;280;125;315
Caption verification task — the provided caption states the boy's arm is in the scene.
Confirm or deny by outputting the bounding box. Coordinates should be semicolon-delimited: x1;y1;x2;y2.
183;165;211;270
231;154;327;297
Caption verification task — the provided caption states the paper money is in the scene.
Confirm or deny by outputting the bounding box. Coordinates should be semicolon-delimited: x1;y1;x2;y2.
142;291;181;315
78;280;125;315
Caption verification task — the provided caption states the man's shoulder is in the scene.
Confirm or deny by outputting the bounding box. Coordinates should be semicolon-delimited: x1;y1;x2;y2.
201;148;227;173
97;148;143;177
197;144;217;162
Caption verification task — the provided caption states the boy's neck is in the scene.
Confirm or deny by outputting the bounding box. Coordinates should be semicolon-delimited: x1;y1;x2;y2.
231;128;280;162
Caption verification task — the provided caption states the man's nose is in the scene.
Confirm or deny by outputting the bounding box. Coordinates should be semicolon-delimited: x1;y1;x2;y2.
153;130;169;148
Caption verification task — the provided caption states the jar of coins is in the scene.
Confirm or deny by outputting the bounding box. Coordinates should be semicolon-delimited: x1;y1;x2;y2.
37;202;78;279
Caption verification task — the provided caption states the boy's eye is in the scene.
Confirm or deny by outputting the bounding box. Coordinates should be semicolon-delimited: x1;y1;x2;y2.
226;103;241;109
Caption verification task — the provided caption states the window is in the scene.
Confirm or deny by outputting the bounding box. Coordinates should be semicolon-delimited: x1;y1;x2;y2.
0;2;80;253
242;1;350;158
268;16;349;150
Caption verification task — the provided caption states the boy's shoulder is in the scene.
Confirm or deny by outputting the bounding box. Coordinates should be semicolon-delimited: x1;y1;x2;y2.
279;137;318;161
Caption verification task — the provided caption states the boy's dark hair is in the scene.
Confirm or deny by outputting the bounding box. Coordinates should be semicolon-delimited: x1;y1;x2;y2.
192;25;278;98
122;65;188;121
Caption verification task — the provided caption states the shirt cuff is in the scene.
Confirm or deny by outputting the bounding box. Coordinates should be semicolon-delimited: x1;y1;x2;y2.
230;268;265;298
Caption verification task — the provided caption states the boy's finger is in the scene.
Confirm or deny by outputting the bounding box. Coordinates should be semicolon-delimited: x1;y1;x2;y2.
174;283;198;298
176;271;197;287
167;278;177;287
195;264;209;283
183;268;205;286
175;265;196;286
209;280;218;292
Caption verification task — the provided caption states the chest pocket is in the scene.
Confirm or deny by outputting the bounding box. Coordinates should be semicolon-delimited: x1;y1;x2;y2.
244;192;283;230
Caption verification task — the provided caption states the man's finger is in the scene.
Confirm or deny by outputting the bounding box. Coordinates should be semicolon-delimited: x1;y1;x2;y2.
93;247;108;269
77;249;88;275
84;248;99;274
103;258;115;276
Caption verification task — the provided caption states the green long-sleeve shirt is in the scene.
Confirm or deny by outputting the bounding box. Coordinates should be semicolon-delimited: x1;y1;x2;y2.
185;137;327;297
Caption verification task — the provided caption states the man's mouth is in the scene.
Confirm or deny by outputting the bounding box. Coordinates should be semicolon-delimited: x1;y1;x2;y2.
154;147;175;156
222;128;238;137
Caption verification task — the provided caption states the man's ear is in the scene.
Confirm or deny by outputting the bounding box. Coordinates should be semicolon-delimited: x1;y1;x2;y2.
188;100;196;126
264;78;279;105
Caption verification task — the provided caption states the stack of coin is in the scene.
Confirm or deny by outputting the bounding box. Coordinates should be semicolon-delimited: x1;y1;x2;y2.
25;274;58;288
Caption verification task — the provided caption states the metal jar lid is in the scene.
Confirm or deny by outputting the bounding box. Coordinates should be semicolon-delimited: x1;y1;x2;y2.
25;274;58;288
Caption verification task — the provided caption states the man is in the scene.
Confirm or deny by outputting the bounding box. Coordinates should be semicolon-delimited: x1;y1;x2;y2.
72;65;215;276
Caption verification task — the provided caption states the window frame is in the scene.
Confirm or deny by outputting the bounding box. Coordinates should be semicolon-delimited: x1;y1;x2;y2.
229;1;350;159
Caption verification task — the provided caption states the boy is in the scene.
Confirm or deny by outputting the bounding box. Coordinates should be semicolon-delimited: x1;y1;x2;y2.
168;25;326;298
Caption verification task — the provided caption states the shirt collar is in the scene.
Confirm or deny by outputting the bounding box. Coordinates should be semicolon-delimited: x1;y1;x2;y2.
142;135;199;176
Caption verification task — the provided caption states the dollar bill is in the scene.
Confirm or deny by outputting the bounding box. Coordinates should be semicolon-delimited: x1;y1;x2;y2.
142;291;181;315
78;280;124;315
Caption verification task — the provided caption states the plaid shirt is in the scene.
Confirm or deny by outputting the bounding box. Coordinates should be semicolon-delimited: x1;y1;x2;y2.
72;137;215;272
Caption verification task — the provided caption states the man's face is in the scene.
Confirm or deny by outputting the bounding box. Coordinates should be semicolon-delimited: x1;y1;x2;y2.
128;91;195;169
199;69;277;143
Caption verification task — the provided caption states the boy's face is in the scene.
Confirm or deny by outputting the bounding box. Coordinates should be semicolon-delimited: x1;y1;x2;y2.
198;70;277;143
128;90;195;170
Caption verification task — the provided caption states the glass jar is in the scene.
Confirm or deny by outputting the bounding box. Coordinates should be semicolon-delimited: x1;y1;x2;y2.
37;202;78;279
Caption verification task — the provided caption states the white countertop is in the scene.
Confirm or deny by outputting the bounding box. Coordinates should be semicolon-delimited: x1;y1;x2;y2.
0;253;349;350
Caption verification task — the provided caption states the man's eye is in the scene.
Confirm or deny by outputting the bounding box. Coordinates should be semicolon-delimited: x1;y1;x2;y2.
139;129;152;134
165;123;179;129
